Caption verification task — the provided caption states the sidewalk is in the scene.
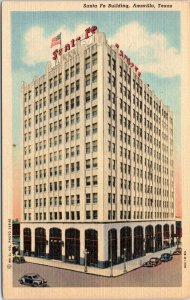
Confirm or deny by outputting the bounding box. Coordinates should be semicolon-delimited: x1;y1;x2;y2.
23;246;177;277
25;246;176;277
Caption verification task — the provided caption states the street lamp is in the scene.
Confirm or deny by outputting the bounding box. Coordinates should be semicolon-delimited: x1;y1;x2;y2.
122;248;127;273
153;236;156;253
84;249;89;273
110;258;113;277
169;235;172;255
176;237;179;248
143;238;146;256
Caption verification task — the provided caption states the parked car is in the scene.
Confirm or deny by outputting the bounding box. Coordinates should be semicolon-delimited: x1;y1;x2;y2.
143;257;162;267
173;248;182;255
12;245;19;255
162;242;170;249
160;253;173;262
19;273;47;287
13;256;25;264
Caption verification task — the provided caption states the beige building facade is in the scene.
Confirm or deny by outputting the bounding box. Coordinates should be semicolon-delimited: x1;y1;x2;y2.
20;29;176;268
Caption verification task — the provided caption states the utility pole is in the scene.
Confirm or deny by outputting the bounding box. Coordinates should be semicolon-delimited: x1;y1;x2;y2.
110;258;113;277
122;248;127;273
84;249;89;273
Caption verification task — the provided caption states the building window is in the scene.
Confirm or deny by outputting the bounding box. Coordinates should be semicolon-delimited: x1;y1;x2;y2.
65;69;69;80
76;113;80;123
86;211;91;220
85;74;90;86
92;88;97;100
86;125;91;136
92;140;97;152
71;179;75;188
76;96;80;107
71;115;74;125
86;177;91;186
86;108;90;119
58;73;62;84
86;193;91;204
92;123;97;134
76;145;80;156
71;212;75;220
92;71;97;83
92;53;97;65
76;129;80;140
77;211;80;220
93;193;98;203
108;54;111;66
76;80;80;91
92;106;97;117
93;210;98;219
70;66;74;77
76;178;80;187
65;85;69;96
76;63;80;74
92;158;97;168
66;180;69;189
35;87;38;97
86;91;90;103
85;57;90;69
76;195;80;204
71;195;75;205
70;83;75;94
49;78;53;89
86;159;91;169
93;175;98;186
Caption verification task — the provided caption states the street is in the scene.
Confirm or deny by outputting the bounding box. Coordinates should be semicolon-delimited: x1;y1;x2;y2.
13;255;182;287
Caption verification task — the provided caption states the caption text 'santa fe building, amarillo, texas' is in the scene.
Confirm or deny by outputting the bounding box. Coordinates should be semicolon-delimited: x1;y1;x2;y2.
20;27;176;268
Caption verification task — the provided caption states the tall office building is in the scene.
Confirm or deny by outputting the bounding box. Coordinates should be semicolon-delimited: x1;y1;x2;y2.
20;28;175;268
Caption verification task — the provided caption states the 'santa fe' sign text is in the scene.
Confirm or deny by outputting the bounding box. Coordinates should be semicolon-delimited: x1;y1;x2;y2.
52;26;97;60
52;26;141;77
115;43;141;77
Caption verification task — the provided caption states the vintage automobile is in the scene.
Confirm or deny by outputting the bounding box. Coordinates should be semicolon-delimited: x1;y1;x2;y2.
19;273;47;287
13;256;25;264
143;257;162;267
160;253;173;262
173;248;182;255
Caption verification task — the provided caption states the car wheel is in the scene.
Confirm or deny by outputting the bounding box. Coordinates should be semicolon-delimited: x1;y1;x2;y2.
20;279;24;284
32;282;38;287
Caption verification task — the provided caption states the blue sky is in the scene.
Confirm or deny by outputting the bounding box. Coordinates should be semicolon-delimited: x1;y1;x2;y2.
12;11;181;156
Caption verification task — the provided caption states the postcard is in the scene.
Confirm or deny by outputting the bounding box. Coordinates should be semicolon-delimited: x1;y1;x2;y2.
2;0;190;299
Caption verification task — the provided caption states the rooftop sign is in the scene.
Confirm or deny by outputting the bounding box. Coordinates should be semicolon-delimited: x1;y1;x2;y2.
52;26;97;61
115;43;141;77
51;27;141;77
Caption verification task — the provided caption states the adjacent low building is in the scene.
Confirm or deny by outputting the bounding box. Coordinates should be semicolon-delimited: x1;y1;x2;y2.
20;28;176;268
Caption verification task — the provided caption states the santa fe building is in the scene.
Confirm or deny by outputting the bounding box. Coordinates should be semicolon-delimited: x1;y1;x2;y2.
20;27;176;268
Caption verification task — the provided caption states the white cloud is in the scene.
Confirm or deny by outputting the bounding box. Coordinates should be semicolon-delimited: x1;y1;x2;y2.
108;22;180;78
24;21;180;78
23;23;90;65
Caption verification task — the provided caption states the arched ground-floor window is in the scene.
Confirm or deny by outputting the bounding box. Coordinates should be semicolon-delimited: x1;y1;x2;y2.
35;228;46;258
155;225;162;251
134;226;143;258
65;228;80;264
49;228;62;260
24;228;31;256
85;229;98;266
145;225;153;253
108;229;117;265
120;227;132;260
